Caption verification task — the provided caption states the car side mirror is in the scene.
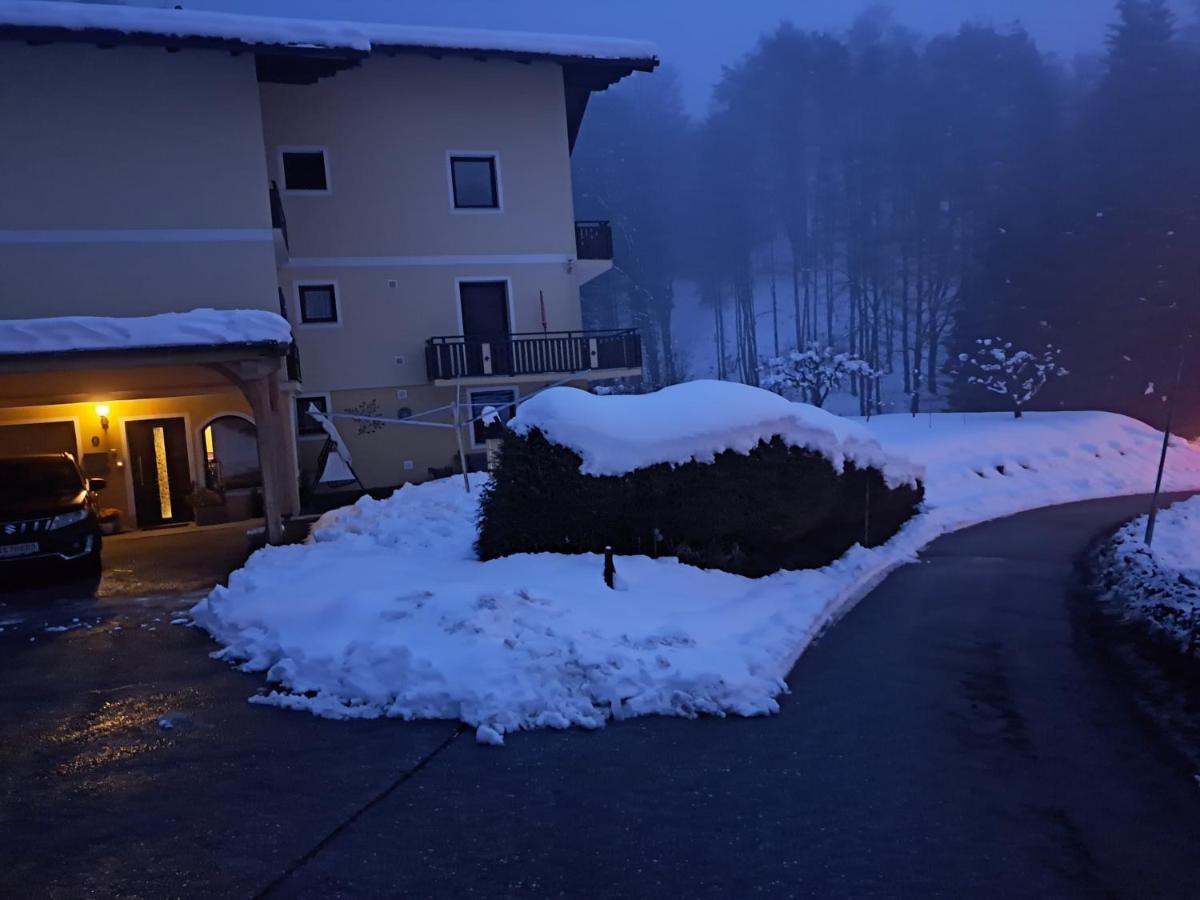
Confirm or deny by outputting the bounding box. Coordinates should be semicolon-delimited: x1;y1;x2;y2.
88;477;107;492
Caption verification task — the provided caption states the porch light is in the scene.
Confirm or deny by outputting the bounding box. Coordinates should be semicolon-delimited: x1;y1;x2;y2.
95;403;110;430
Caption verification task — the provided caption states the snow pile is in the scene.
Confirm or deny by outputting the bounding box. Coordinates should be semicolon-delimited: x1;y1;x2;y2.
1095;497;1200;655
866;411;1200;530
0;308;292;356
0;1;658;62
193;407;1200;744
195;473;914;742
511;381;921;486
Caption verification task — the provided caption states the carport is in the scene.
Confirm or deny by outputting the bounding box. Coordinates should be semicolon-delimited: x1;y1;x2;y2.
0;310;301;544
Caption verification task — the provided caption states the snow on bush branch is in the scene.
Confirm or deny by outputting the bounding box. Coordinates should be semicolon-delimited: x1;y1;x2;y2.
759;344;879;408
958;338;1069;418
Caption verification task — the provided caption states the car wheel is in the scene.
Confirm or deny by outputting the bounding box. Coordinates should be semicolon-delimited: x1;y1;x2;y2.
75;547;102;578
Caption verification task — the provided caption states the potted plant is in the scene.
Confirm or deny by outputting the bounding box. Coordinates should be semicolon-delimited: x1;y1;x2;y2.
98;508;122;536
187;486;229;526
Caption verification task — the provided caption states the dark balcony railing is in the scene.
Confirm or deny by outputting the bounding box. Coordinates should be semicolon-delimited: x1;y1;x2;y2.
269;180;288;250
575;220;613;261
426;329;641;381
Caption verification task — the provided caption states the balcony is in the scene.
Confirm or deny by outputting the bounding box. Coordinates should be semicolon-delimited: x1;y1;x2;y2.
426;329;641;385
575;220;613;260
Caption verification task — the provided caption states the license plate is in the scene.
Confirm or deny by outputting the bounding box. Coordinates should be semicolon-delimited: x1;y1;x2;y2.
0;542;38;558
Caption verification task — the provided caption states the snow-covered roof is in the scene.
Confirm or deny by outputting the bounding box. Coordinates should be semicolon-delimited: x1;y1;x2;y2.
0;308;292;358
0;1;658;65
511;381;923;486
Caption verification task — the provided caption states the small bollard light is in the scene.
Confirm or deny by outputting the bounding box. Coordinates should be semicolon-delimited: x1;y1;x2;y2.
603;545;615;589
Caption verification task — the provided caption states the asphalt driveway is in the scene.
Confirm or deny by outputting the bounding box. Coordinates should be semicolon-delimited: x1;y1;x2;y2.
2;497;1199;899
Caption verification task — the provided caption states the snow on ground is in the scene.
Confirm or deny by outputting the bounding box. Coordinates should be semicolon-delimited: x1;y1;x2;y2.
0;308;291;356
1095;496;1200;655
864;410;1200;530
192;406;1200;744
512;381;920;484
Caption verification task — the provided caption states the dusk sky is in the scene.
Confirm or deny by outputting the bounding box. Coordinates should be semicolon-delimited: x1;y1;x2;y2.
174;0;1195;112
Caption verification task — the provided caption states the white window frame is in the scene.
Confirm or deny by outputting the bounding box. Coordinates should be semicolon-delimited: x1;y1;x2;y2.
446;150;503;213
295;392;333;441
466;385;518;449
454;276;515;335
278;145;332;195
294;279;342;328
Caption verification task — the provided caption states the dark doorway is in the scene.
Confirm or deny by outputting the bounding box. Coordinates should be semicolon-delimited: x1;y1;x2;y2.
125;417;193;528
459;280;511;375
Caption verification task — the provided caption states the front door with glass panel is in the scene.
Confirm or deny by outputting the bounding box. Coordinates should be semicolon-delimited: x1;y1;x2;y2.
125;417;192;528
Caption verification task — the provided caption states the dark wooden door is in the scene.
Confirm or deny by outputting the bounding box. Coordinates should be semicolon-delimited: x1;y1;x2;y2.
459;281;511;375
125;418;193;528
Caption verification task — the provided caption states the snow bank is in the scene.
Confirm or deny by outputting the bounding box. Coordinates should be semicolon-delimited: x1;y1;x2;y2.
193;473;925;743
0;1;658;62
1095;496;1200;655
865;411;1200;530
193;408;1200;743
0;308;292;356
511;381;921;486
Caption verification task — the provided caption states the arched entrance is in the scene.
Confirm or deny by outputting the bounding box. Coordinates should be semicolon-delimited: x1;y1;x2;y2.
200;414;264;522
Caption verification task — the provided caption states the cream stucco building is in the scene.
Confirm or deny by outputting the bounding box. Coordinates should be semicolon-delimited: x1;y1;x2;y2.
0;2;655;539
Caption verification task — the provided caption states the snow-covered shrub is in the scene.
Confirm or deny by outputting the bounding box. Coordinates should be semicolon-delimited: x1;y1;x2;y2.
957;338;1068;418
476;382;923;578
759;344;878;408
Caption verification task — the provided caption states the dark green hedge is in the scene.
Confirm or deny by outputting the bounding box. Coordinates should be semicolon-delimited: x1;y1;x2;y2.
476;428;923;578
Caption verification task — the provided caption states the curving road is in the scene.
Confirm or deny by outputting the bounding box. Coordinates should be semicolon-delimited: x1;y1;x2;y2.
2;495;1200;898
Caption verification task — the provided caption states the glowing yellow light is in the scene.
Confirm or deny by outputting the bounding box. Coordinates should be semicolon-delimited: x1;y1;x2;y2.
95;404;110;417
152;426;173;520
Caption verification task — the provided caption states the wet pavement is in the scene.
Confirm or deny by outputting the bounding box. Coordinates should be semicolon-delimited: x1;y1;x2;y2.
2;497;1200;898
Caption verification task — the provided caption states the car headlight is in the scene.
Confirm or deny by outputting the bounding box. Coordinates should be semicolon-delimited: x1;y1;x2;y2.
48;509;90;530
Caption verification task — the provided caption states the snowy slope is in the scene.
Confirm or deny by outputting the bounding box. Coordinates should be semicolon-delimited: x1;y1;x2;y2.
865;411;1200;530
512;381;920;485
193;409;1200;744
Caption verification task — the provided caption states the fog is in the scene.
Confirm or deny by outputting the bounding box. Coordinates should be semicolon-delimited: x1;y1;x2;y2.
176;0;1200;428
178;0;1190;112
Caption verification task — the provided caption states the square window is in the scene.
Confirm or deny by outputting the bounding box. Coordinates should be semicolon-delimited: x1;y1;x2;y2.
469;388;516;445
296;396;329;437
281;150;328;192
298;284;338;324
450;156;499;209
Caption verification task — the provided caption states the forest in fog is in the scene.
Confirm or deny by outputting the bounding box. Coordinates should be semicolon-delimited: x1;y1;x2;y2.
573;0;1200;430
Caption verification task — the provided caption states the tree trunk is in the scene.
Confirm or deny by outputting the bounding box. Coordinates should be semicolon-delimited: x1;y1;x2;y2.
900;253;911;394
711;283;726;381
926;328;939;397
656;282;677;385
769;241;780;357
791;246;803;352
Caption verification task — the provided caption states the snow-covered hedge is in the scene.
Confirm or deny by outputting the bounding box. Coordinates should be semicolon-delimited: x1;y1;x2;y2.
478;382;924;577
1095;497;1200;657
